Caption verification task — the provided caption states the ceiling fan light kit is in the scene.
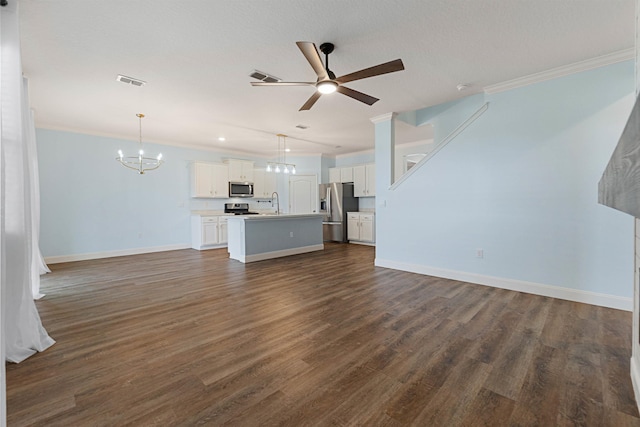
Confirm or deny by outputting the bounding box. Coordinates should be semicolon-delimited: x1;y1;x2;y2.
317;81;338;94
250;41;404;111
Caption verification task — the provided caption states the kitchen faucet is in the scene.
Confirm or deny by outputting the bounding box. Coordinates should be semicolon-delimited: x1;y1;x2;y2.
271;192;280;215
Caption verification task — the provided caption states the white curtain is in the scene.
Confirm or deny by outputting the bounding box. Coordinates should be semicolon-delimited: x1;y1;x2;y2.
1;0;55;370
26;90;50;300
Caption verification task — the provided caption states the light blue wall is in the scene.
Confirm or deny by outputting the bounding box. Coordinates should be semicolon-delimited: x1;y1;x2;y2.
36;129;307;257
320;155;335;184
335;151;375;167
376;60;635;298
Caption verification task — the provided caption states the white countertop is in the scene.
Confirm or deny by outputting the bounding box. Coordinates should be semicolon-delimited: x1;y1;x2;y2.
191;210;228;216
191;209;278;216
226;213;323;220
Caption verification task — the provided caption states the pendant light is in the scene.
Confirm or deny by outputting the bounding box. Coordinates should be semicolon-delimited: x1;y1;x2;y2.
267;133;296;174
116;113;164;174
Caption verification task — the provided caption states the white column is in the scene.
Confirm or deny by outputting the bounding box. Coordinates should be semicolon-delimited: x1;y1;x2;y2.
370;112;396;190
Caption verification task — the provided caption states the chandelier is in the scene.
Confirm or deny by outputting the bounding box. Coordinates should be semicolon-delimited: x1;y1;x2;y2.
116;113;163;174
266;133;296;174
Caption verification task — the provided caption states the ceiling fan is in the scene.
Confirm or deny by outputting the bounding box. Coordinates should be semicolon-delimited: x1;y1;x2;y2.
251;41;405;111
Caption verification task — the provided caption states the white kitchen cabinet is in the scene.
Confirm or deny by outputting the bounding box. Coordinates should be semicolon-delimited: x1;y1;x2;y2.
329;167;341;183
211;164;229;197
227;159;254;182
192;162;213;197
359;213;374;242
202;217;218;245
191;215;230;249
353;163;375;197
328;167;354;183
218;216;228;244
347;212;375;245
340;167;353;183
347;213;359;241
192;162;228;198
253;169;277;198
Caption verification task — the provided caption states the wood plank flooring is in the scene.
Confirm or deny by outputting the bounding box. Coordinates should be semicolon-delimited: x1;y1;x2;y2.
6;243;640;426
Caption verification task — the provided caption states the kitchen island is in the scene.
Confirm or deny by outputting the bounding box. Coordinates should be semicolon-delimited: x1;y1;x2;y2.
226;214;324;263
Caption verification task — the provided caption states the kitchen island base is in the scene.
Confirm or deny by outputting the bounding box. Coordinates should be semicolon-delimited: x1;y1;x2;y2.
227;214;324;263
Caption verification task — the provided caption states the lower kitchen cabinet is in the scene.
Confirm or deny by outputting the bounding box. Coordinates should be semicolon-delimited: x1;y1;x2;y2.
218;216;228;244
191;215;229;250
347;212;375;245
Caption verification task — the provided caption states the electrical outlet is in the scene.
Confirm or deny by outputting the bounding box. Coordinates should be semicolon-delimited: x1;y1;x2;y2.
138;233;143;239
476;248;484;258
290;232;294;237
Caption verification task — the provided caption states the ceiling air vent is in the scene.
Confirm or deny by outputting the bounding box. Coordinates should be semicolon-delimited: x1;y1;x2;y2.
116;74;146;87
250;70;281;83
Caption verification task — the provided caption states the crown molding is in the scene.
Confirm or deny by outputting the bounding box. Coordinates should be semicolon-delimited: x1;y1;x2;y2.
483;48;634;95
370;112;397;124
36;125;274;158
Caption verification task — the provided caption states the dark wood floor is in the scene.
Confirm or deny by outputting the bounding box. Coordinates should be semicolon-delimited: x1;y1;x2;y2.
6;243;640;426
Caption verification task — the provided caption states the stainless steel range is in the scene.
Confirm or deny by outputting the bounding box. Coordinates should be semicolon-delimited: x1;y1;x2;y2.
224;203;259;215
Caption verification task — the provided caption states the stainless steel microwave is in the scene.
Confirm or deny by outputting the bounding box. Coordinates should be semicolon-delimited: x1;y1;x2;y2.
229;182;254;198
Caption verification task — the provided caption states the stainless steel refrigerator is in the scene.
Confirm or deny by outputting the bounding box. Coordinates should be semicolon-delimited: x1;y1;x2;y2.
319;182;359;242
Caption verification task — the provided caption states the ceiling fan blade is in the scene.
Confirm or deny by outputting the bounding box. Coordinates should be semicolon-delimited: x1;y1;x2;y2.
296;41;329;81
299;92;322;111
335;59;405;85
336;86;379;106
251;81;315;86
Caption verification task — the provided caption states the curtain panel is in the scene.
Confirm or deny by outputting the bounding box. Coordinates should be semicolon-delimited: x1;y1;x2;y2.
1;0;54;366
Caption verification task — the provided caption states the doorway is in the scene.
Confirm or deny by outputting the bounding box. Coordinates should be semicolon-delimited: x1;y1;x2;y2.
289;175;318;214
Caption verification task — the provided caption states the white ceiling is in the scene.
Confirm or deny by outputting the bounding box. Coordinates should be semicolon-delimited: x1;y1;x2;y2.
18;0;634;158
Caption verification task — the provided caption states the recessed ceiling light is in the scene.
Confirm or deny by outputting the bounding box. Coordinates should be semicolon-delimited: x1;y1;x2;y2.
285;148;291;152
218;137;226;142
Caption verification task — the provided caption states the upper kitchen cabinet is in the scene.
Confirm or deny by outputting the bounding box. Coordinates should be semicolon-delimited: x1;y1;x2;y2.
341;167;353;183
253;168;277;198
329;167;340;183
227;159;254;182
328;166;354;183
191;162;228;198
353;164;375;197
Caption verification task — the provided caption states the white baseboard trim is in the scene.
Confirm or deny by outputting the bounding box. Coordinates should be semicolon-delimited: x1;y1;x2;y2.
45;243;192;264
631;355;640;414
234;244;324;264
192;243;228;251
349;241;376;247
375;258;632;311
